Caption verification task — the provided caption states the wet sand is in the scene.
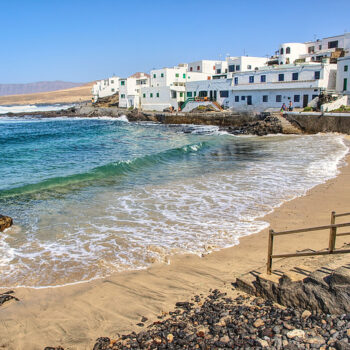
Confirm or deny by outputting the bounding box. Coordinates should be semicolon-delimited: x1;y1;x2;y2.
0;148;349;350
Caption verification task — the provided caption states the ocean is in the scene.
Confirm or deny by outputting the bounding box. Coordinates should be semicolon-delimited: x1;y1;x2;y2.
0;115;348;288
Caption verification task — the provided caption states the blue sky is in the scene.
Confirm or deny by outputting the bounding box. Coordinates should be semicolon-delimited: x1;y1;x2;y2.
1;0;349;83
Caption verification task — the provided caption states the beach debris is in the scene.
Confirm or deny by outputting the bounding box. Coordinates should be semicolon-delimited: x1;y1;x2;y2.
93;289;350;349
44;347;64;350
0;215;13;232
0;291;19;306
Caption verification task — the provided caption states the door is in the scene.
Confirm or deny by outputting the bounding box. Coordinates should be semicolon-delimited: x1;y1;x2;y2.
209;90;213;100
214;90;217;101
344;78;348;91
247;96;252;105
303;95;309;108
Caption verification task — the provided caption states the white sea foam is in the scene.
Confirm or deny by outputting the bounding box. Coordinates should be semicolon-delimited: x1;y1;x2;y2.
0;104;76;115
0;133;348;288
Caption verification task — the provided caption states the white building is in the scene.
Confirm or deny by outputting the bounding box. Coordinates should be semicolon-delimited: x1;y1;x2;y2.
140;65;211;111
336;56;350;97
118;72;150;109
187;60;219;74
226;56;268;77
277;33;350;65
92;76;120;102
228;62;337;112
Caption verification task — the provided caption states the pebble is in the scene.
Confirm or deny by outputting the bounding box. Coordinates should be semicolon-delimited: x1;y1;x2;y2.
87;289;350;350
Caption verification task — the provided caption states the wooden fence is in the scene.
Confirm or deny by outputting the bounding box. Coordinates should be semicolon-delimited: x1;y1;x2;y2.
267;211;350;274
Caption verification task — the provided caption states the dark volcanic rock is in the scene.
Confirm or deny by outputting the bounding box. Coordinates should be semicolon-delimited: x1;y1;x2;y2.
0;214;13;232
93;289;350;349
0;290;19;306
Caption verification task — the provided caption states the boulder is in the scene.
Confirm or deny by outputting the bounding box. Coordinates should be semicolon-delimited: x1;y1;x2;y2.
0;215;13;232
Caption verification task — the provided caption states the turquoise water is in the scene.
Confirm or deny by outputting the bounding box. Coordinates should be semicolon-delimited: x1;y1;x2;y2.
0;116;348;287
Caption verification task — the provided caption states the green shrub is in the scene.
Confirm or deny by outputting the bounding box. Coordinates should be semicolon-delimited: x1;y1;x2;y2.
303;106;313;112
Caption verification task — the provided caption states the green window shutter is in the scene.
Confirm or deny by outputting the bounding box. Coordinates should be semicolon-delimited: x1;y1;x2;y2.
156;92;159;98
121;81;125;86
143;93;146;98
161;73;164;77
175;73;179;78
187;92;192;97
180;92;183;97
153;74;156;78
150;93;153;98
194;92;196;97
183;74;186;78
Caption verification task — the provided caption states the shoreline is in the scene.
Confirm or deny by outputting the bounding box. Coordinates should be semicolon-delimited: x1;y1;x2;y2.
0;141;349;349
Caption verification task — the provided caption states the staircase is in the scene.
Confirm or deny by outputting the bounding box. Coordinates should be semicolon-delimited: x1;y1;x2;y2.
234;243;350;315
272;112;303;134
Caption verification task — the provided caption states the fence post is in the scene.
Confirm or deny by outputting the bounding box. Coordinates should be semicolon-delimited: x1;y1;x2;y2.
329;211;336;253
267;229;274;274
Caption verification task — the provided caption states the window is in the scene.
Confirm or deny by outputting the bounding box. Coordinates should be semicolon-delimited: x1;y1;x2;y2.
308;46;315;54
180;92;183;97
276;95;282;102
247;96;252;105
111;88;115;92
234;77;238;85
328;40;338;49
344;78;348;91
183;73;186;79
175;73;179;78
187;91;192;97
156;92;159;98
121;94;125;98
294;95;300;102
314;71;320;80
161;73;164;77
319;45;322;50
278;74;284;82
199;91;207;97
216;69;221;74
171;91;177;98
121;81;125;86
345;65;348;72
236;65;240;71
249;76;254;83
262;95;268;102
229;65;235;72
143;93;146;98
280;48;284;55
188;76;191;79
286;47;291;54
197;66;200;71
220;90;229;98
194;91;196;97
111;80;114;84
292;72;299;81
190;67;193;72
235;96;239;102
241;96;245;101
261;75;266;83
153;74;156;78
247;65;252;70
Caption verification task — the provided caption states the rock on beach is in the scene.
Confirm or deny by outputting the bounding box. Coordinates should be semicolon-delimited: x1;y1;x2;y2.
0;215;13;232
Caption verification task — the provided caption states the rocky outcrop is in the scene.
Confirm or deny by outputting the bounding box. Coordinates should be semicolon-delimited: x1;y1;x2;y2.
0;215;13;232
236;265;350;315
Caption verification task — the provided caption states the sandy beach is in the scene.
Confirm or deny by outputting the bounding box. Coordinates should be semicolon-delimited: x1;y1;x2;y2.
0;83;94;106
0;142;349;350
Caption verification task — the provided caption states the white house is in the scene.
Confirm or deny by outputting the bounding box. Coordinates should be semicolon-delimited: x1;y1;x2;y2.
140;65;211;111
336;56;350;95
226;56;268;77
118;72;150;109
187;60;222;75
277;33;350;65
91;76;120;102
227;62;337;112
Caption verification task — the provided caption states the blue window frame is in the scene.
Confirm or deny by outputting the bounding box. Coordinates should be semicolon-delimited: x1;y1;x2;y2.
260;75;266;83
234;77;238;85
249;76;254;83
314;71;320;80
235;96;239;102
278;74;284;82
292;73;298;81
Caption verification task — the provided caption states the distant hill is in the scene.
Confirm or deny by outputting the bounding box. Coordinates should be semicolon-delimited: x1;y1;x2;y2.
0;81;85;96
0;82;95;106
